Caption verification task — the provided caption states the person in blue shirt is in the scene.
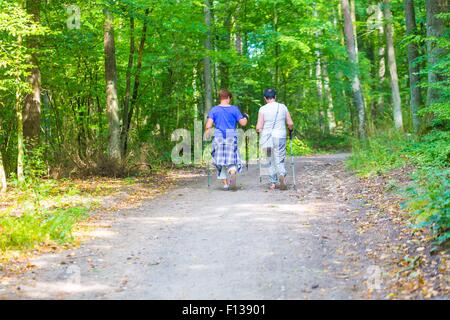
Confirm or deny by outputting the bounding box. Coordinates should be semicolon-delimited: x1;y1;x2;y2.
205;89;248;191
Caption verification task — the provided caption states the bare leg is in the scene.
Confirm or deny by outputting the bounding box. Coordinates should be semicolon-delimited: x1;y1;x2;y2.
228;166;237;191
218;166;229;190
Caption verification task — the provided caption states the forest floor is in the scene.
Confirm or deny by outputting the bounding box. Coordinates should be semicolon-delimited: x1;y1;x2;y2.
0;154;448;299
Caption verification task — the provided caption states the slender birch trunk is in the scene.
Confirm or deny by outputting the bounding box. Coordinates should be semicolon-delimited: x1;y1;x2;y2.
104;8;121;163
23;0;41;146
314;3;325;133
384;0;404;131
341;0;366;139
16;33;25;183
121;15;135;156
203;0;213;121
404;0;422;133
426;0;448;108
0;150;6;194
322;63;337;133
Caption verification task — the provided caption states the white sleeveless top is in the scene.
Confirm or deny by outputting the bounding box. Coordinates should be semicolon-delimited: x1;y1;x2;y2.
259;102;288;140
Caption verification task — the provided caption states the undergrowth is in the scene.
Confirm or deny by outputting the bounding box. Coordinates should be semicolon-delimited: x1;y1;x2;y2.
348;130;450;245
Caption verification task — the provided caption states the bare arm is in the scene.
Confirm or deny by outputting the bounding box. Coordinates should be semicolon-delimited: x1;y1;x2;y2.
256;111;264;133
286;111;294;131
205;118;214;138
205;117;214;130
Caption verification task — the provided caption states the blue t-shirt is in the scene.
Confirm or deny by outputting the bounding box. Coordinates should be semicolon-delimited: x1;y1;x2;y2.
207;105;244;138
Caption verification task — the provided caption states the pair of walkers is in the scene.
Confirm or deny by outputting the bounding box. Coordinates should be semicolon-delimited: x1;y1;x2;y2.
204;88;294;191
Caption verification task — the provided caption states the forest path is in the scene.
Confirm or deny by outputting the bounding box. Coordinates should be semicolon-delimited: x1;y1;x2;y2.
1;154;374;299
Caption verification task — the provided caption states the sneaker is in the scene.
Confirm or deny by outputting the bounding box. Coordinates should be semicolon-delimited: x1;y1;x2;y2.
279;175;287;190
223;185;230;191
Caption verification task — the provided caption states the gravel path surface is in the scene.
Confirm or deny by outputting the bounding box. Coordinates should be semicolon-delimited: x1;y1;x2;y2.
1;154;375;299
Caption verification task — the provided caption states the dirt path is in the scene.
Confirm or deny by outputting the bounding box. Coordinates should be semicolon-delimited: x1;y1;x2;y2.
1;154;379;299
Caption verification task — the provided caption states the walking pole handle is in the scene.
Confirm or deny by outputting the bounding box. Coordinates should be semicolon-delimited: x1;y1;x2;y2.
289;128;294;140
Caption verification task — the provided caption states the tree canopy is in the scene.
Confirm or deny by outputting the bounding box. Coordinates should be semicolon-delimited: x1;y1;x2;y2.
0;0;448;180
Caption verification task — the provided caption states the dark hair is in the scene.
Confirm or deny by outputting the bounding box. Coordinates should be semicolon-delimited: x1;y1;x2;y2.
219;89;232;101
264;88;277;99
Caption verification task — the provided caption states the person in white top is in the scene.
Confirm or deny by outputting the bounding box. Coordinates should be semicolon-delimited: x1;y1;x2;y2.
256;88;294;190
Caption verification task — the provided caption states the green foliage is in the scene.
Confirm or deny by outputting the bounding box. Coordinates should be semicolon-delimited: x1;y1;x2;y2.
291;138;314;156
291;134;350;156
348;131;410;176
0;176;95;251
404;168;450;245
23;144;48;180
349;130;449;174
0;0;414;177
308;134;351;152
0;206;89;251
402;130;450;167
348;130;450;244
0;1;48;92
0;0;448;248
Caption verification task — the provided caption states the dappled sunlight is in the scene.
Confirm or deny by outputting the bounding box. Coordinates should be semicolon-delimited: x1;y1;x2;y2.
18;281;112;299
0;153;374;299
28;254;64;269
122;216;183;226
87;244;114;251
80;229;118;239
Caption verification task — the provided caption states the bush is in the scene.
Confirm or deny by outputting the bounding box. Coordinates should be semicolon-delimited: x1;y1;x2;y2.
0;206;89;251
347;131;411;176
348;130;449;244
291;134;350;156
404;169;450;245
291;137;314;156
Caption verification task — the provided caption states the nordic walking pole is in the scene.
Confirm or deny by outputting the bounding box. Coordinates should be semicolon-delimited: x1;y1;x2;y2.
204;132;211;188
245;135;249;171
257;132;262;183
207;153;211;188
289;128;297;191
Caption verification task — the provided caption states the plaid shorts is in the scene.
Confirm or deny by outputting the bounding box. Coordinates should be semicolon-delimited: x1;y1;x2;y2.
211;135;243;174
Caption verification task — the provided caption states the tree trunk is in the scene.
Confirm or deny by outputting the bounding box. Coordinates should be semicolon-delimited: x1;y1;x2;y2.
274;3;280;88
426;0;448;107
203;0;213;121
350;0;358;55
16;96;25;181
219;6;232;89
121;15;135;156
384;0;403;131
15;33;25;183
235;3;244;55
314;4;325;133
193;65;200;121
323;63;337;133
0;150;6;194
235;22;243;55
341;0;366;139
104;8;121;162
404;0;422;133
315;55;324;133
376;43;386;120
23;0;41;145
368;3;386;122
123;9;150;155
